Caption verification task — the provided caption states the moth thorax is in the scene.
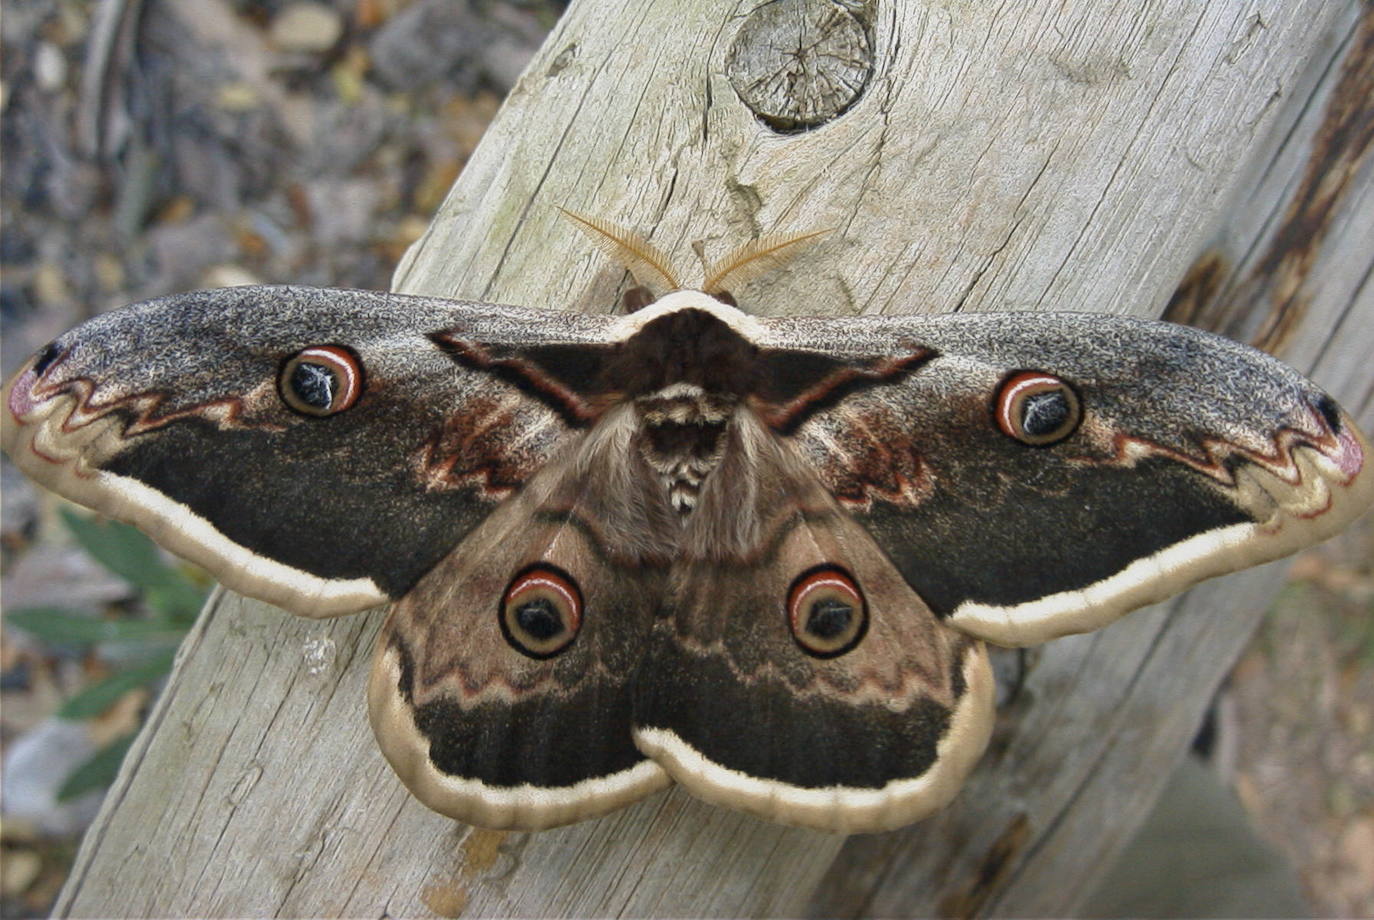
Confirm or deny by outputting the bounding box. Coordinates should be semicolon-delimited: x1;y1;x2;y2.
634;386;735;514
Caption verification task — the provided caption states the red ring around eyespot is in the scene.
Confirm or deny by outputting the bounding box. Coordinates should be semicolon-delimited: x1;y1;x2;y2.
280;345;363;416
994;371;1080;445
787;565;866;658
506;569;583;629
299;346;361;410
499;564;583;659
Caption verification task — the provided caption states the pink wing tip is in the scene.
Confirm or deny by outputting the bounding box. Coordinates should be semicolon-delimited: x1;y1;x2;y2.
7;367;39;420
1334;424;1365;480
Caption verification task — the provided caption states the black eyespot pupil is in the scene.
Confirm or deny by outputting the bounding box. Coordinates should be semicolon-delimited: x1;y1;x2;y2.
515;598;563;640
806;599;853;640
1020;390;1070;437
291;362;336;410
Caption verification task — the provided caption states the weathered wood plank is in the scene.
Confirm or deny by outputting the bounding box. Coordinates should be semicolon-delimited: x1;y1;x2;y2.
54;0;1370;916
813;5;1374;915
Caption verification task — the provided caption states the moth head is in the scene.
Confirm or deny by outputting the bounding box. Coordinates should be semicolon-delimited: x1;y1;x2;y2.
787;565;868;658
278;345;363;417
993;370;1082;446
500;564;583;659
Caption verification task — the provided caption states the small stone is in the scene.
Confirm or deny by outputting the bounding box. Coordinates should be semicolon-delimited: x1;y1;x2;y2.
0;718;103;836
2;540;132;613
156;195;196;225
148;213;236;291
369;0;484;91
33;262;71;308
0;849;41;897
356;0;404;29
269;2;344;54
331;47;370;103
217;81;260;112
34;42;66;92
414;158;461;213
54;1;92;46
396;214;430;248
201;264;263;289
445;89;501;155
306;178;380;246
1334;817;1374;904
93;253;125;292
0;464;39;543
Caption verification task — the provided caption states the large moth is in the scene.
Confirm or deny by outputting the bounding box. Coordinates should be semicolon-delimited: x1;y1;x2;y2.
2;224;1371;834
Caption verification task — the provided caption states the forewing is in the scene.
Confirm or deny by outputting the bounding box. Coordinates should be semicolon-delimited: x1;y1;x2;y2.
753;311;1374;645
1;285;620;617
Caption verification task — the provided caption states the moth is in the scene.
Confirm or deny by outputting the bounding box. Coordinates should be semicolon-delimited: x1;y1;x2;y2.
2;220;1371;835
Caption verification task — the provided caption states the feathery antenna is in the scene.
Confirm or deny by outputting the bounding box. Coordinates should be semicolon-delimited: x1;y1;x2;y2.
559;208;683;292
700;229;831;295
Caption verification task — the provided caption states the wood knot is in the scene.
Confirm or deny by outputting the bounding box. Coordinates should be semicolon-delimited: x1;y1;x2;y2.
726;0;874;133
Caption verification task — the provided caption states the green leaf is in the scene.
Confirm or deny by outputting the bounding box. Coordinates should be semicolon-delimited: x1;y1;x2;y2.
146;581;209;620
57;649;178;720
59;508;180;588
5;607;188;645
57;732;137;802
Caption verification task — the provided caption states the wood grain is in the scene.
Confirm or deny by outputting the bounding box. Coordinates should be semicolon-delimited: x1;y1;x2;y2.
54;0;1371;916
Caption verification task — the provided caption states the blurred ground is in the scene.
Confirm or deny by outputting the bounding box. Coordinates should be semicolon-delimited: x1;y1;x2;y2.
0;1;1370;917
1230;521;1374;917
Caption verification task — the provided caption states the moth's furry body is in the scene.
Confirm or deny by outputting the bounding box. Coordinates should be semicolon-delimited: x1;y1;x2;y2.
633;383;733;513
3;284;1371;833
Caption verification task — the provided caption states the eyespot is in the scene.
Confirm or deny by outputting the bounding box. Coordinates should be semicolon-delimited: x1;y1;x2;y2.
994;371;1081;446
279;346;362;416
787;565;867;658
499;565;583;659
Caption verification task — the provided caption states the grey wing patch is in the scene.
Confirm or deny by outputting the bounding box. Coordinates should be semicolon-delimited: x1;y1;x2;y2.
1;286;620;617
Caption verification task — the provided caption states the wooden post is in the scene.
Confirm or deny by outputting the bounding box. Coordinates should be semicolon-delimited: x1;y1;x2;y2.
54;0;1372;916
